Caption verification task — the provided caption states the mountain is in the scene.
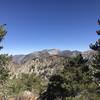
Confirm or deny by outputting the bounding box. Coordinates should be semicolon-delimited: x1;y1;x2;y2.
9;49;94;79
12;49;81;64
5;48;97;99
12;55;25;64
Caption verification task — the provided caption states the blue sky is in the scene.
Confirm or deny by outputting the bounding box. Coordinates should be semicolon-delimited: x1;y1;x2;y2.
0;0;100;54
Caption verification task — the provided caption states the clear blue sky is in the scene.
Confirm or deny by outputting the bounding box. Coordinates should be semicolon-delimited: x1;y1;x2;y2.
0;0;100;54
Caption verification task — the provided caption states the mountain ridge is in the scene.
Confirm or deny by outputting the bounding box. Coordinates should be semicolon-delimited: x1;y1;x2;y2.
8;49;95;80
12;49;82;64
12;49;94;64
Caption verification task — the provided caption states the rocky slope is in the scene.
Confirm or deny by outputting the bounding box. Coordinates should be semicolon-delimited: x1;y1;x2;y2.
8;49;95;79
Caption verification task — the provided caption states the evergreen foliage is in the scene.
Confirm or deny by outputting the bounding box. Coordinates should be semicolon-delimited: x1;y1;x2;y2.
39;54;100;100
0;25;11;98
7;73;45;96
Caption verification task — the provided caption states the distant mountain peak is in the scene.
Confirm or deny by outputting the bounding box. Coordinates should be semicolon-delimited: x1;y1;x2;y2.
46;49;61;55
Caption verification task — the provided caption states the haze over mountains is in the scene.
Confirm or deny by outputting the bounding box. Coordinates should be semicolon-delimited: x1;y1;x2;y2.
12;49;81;64
12;49;94;64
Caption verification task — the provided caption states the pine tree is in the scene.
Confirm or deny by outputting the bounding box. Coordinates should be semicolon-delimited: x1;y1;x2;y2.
89;17;100;90
0;24;10;98
0;24;7;49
